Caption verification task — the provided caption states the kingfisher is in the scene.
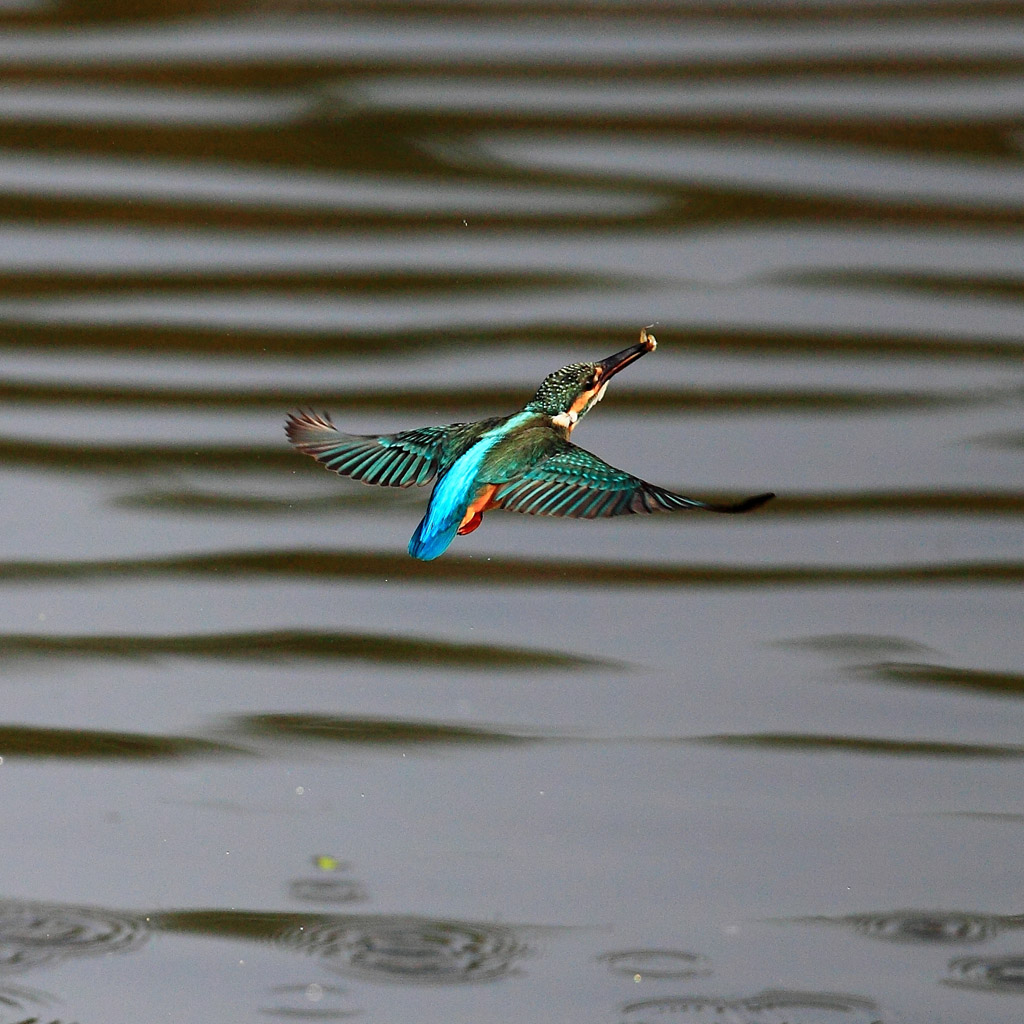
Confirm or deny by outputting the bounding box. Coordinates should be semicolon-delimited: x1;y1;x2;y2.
286;328;773;560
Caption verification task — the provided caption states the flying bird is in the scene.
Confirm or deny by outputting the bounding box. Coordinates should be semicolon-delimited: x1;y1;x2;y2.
286;328;773;560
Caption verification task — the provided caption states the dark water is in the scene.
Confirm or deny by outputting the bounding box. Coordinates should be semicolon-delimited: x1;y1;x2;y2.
0;1;1022;1021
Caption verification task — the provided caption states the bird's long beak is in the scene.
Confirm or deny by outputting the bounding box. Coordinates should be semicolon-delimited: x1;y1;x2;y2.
595;327;657;382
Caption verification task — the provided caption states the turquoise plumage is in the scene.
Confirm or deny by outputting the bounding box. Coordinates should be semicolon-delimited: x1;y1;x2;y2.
286;329;774;560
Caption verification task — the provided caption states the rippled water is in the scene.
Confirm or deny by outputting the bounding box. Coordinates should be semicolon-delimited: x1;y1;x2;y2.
0;1;1021;1022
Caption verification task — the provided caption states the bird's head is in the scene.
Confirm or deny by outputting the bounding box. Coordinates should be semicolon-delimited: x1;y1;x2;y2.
526;327;657;432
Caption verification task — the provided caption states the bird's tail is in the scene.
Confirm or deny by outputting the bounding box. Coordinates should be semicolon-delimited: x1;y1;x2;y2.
407;513;461;561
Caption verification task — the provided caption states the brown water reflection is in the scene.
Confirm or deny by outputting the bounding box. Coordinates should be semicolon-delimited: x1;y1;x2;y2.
620;989;882;1023
785;908;1024;945
0;628;597;669
0;899;148;973
113;486;1024;518
4;377;1002;412
1;548;1020;587
1;321;1021;358
0;723;240;760
155;907;535;985
0;895;534;985
238;712;540;746
861;660;1024;696
691;731;1024;759
946;955;1024;995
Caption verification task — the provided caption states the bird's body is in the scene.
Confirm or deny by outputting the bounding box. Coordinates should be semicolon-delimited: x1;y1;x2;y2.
286;329;773;560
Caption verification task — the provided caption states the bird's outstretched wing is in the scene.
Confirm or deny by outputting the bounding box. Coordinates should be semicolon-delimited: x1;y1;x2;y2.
285;410;450;487
492;443;773;518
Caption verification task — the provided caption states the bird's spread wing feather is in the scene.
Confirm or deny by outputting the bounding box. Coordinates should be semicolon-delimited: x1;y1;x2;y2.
492;444;773;518
285;410;449;487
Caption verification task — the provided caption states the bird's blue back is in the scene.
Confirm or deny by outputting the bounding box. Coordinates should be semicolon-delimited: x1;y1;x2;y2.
408;413;530;560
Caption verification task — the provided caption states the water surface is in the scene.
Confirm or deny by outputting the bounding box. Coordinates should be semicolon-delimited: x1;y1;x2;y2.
0;2;1021;1022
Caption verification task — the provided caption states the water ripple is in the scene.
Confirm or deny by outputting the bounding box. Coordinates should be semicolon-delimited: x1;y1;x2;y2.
621;989;881;1022
0;320;1017;359
778;633;934;659
599;949;712;979
112;486;1024;520
0;549;1020;589
345;73;1024;121
946;954;1024;993
475;132;1024;212
1;17;1023;69
154;907;536;985
0;723;241;761
0;628;599;670
694;733;1024;758
4;377;987;413
288;880;368;905
1;225;1022;286
0;84;311;127
859;661;1024;697
240;713;541;746
783;908;1024;944
0;150;654;217
275;914;530;984
261;982;358;1019
3;285;1024;341
0;984;61;1023
0;899;148;973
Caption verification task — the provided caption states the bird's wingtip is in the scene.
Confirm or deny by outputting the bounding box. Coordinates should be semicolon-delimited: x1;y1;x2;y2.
734;492;775;512
692;491;776;514
285;409;338;446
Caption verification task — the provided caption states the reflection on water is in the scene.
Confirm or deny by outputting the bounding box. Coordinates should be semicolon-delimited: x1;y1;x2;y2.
476;132;1024;211
3;548;1023;589
0;723;240;760
155;908;533;985
786;909;1024;945
692;732;1024;759
599;949;712;980
240;713;539;746
0;150;656;217
117;485;1024;519
0;83;312;127
261;981;358;1020
779;633;935;659
0;628;596;669
274;915;530;984
0;985;62;1024
0;900;148;973
344;73;1024;122
0;435;299;473
0;896;533;989
9;377;1001;414
861;661;1024;697
287;856;369;907
946;955;1024;995
620;989;882;1023
940;811;1024;824
2;14;1024;68
288;879;369;906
